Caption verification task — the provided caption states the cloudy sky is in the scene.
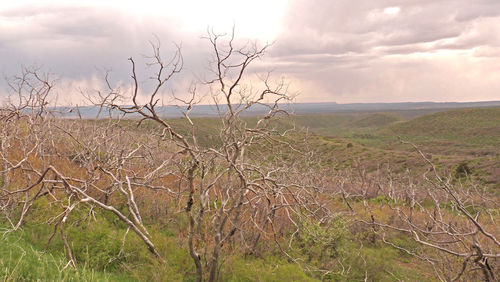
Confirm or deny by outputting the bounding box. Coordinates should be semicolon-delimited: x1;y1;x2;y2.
1;0;499;104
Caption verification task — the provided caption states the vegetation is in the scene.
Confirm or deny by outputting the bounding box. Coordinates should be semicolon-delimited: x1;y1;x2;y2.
289;108;500;191
1;32;498;281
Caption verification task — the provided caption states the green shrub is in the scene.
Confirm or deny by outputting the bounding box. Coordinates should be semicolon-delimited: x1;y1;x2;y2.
454;161;472;178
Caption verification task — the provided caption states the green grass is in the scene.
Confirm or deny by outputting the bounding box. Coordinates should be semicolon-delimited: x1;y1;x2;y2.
220;257;317;282
0;230;133;281
2;205;432;282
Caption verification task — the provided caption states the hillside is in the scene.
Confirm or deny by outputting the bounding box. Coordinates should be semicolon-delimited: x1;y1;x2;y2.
292;107;500;189
289;112;404;136
294;107;500;153
387;107;500;147
137;108;500;187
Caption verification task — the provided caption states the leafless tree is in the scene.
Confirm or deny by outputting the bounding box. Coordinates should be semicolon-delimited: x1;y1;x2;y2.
95;28;333;281
0;31;330;281
0;67;172;266
351;141;500;281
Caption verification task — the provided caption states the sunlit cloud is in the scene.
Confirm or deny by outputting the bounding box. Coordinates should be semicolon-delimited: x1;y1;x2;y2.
1;0;500;103
383;7;400;15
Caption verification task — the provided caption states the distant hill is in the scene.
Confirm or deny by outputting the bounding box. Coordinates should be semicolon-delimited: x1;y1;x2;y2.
52;101;500;119
288;101;500;114
387;107;500;147
289;112;402;132
350;113;401;128
285;106;500;156
291;107;500;189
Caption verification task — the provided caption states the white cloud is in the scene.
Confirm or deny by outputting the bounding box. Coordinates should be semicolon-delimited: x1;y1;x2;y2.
383;7;400;15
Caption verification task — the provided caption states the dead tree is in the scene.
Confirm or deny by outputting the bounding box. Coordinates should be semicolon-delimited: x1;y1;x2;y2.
358;141;499;281
0;68;172;266
96;29;330;281
1;33;332;280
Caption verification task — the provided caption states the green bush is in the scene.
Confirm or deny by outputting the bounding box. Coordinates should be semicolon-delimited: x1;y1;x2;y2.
454;161;472;178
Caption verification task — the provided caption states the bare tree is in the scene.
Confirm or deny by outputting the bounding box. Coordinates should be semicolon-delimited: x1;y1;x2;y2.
0;67;171;266
351;141;500;281
0;31;330;281
97;29;328;281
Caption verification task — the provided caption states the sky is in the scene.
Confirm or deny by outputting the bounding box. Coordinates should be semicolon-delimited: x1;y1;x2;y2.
1;0;500;104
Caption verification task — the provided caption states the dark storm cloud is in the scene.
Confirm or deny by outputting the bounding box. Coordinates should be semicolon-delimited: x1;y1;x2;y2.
0;6;123;47
1;5;175;72
0;4;213;103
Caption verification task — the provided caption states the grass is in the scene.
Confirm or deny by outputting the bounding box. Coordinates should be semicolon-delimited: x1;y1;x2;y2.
220;257;317;282
1;203;433;282
384;107;500;154
0;230;133;281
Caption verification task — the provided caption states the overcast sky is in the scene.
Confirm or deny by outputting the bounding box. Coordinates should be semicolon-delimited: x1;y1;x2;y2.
1;0;499;104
